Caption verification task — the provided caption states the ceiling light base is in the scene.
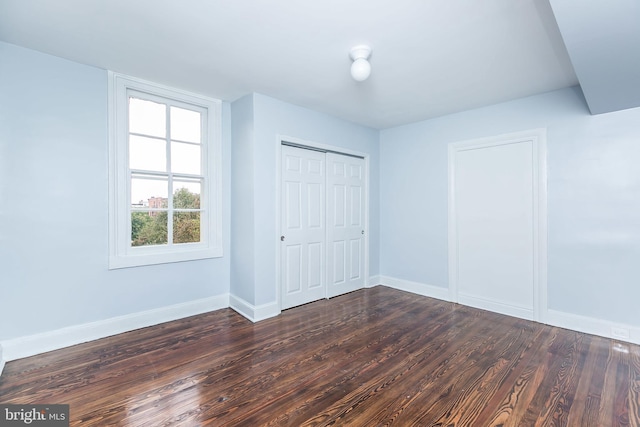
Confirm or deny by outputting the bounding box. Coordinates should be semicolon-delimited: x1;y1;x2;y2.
349;45;372;61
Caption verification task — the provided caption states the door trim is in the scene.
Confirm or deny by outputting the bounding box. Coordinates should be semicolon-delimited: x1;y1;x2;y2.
276;135;370;311
447;129;548;322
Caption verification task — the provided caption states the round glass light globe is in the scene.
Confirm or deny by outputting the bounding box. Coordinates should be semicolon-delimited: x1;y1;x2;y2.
351;58;371;82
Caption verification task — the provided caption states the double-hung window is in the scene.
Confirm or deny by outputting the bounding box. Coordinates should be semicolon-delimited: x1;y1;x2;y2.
108;73;222;268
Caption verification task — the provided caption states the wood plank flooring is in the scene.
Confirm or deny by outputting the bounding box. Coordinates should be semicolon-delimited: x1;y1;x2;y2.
1;286;639;426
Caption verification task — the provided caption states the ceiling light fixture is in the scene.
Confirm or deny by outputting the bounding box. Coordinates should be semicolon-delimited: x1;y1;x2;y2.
349;45;372;82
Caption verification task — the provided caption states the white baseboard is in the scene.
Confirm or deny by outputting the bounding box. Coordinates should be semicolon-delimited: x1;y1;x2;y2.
0;294;230;362
366;275;381;288
378;275;640;346
457;292;534;321
547;309;640;346
379;275;450;301
229;294;280;322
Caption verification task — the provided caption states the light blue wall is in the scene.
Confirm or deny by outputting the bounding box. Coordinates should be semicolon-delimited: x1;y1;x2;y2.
0;42;231;341
230;93;380;306
380;86;640;326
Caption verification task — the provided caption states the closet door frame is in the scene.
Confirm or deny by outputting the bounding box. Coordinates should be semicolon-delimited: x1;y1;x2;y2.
275;136;370;310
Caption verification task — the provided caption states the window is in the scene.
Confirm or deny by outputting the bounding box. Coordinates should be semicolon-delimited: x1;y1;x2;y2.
108;72;222;269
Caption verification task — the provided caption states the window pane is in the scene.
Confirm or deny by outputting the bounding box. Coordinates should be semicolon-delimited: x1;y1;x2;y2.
131;211;168;246
129;97;166;138
173;211;201;244
131;176;168;206
171;106;201;143
173;181;201;209
171;141;201;175
129;135;166;172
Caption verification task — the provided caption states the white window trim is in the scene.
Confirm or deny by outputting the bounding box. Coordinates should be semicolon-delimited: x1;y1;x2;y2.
108;72;223;269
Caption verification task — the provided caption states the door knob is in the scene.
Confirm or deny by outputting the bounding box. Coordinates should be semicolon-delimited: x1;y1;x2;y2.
281;236;285;241
361;230;364;235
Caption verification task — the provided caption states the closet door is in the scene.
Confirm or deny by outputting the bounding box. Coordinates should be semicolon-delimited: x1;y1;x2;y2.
281;146;326;309
326;153;366;298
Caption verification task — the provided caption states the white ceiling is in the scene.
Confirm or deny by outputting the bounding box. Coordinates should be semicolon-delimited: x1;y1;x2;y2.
0;0;580;129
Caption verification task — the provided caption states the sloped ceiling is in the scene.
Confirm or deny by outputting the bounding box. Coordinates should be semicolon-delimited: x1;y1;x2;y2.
0;1;627;129
549;0;640;115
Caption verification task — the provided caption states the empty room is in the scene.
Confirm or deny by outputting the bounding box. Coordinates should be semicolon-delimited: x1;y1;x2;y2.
1;0;639;425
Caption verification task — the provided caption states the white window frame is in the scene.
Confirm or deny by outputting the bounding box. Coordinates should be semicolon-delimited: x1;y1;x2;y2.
108;72;222;269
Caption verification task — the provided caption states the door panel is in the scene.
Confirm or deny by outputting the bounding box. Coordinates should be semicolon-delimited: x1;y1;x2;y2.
333;240;345;284
457;143;533;308
284;182;301;229
351;185;362;227
350;238;361;279
281;146;326;309
326;153;365;297
450;136;542;321
308;242;322;289
333;184;346;227
308;183;322;228
285;245;302;293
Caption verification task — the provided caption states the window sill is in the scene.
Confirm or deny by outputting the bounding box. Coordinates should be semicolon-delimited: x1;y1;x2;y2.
108;247;223;269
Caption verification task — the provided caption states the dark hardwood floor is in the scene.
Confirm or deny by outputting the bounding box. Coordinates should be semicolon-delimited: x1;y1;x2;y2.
1;286;638;426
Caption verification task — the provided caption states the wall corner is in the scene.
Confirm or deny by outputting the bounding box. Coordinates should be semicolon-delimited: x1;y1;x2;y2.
0;343;5;378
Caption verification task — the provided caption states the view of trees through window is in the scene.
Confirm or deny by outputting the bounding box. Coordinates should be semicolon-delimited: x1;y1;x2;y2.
131;187;201;246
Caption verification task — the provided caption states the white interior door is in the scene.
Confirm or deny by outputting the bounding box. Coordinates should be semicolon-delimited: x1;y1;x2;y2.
326;153;366;298
449;130;546;321
281;145;326;309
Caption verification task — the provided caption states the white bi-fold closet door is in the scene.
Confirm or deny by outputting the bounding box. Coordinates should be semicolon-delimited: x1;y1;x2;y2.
281;144;366;310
